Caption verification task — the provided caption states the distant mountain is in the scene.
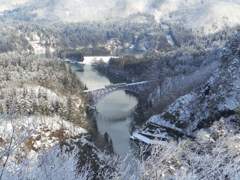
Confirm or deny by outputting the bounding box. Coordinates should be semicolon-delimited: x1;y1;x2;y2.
1;0;240;34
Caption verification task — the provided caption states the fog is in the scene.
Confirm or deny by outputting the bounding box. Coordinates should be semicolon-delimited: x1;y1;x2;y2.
1;0;240;33
0;0;31;12
45;0;163;22
47;0;240;33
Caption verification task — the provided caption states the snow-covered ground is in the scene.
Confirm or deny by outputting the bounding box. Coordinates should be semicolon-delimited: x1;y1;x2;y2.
0;115;87;180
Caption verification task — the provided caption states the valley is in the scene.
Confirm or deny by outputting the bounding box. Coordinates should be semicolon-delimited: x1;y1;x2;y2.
0;0;240;179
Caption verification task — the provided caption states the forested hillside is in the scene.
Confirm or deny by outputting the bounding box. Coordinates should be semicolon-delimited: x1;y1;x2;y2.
0;53;114;179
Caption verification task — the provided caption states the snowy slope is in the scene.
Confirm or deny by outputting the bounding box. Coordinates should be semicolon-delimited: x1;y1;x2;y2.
133;33;240;143
0;116;87;180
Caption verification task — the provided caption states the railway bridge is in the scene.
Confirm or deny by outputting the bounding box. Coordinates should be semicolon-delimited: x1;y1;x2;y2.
84;80;160;105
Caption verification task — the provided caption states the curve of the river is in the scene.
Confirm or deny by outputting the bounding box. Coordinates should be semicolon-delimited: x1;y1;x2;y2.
71;57;138;156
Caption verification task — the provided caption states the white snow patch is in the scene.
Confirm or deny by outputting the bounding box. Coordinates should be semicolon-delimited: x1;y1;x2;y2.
166;34;175;46
131;131;161;145
81;56;118;65
0;116;87;140
26;35;46;55
149;116;182;132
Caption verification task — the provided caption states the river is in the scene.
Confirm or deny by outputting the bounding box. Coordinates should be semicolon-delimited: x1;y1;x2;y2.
71;56;138;156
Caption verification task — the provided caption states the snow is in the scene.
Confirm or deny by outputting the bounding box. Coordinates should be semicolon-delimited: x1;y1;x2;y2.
127;81;150;86
131;131;161;144
0;115;87;180
1;144;80;180
0;115;87;140
174;94;195;115
26;33;53;55
149;116;183;132
2;0;240;35
166;34;175;46
140;130;168;140
131;88;199;143
155;0;240;34
161;24;176;46
81;56;118;65
0;0;30;12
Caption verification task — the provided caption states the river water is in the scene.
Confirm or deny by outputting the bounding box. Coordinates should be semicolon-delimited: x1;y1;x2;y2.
71;57;138;156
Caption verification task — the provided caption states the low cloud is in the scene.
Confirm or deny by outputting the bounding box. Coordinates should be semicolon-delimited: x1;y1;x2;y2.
2;0;240;34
